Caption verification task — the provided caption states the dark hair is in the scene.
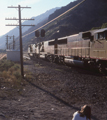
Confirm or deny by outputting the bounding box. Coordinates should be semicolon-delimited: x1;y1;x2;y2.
79;105;91;120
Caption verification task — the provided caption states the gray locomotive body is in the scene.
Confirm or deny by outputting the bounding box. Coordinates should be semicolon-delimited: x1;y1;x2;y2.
28;28;107;73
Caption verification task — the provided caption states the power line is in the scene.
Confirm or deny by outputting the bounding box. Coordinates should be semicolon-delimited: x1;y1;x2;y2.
22;0;86;38
6;5;35;78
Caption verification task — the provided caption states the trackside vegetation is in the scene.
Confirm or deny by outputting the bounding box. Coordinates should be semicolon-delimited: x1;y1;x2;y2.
91;23;107;30
0;58;32;99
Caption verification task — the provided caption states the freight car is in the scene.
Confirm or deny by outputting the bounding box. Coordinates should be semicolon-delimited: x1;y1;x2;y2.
28;28;107;73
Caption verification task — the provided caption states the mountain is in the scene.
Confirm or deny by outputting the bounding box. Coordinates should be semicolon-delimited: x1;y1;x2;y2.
17;0;107;50
1;0;107;50
0;7;59;49
45;0;107;39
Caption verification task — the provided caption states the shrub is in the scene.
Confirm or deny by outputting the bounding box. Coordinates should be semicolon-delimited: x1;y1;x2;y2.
2;71;9;78
13;71;22;79
0;60;14;71
12;64;20;70
8;67;15;74
91;22;107;30
101;23;107;28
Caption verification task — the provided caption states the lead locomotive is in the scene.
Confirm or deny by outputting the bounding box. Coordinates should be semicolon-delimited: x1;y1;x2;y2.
28;28;107;73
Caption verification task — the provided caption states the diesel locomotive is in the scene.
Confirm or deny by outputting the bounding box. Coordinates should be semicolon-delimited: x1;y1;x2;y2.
28;28;107;73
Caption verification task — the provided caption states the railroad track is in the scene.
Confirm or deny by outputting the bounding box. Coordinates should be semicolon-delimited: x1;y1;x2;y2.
0;54;6;60
24;53;107;76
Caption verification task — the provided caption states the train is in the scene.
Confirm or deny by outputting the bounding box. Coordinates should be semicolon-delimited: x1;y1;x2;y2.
28;28;107;73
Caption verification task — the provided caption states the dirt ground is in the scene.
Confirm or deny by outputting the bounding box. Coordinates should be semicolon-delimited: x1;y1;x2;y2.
0;58;107;120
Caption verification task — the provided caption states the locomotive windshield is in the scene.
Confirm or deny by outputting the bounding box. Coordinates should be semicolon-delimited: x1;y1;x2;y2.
82;32;91;40
96;31;107;40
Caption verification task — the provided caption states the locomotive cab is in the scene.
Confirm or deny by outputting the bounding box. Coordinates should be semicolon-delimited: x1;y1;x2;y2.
90;28;107;72
82;32;91;39
82;31;94;42
95;30;107;41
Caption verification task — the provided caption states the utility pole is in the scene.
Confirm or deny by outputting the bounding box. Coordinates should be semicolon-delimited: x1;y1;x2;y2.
13;35;15;50
6;35;15;49
5;5;35;78
6;35;8;49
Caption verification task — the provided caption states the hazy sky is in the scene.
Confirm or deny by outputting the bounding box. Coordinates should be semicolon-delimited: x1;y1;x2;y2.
0;0;75;36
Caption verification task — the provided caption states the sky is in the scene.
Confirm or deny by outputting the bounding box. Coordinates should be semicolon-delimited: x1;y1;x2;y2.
0;0;75;37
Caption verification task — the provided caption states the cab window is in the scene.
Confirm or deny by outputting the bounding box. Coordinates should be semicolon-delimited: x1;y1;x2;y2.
97;32;106;40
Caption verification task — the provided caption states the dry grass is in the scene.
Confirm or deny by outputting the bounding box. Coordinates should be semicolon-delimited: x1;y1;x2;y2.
0;58;32;99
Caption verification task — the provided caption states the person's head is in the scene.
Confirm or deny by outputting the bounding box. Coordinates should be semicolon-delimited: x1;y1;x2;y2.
79;105;91;119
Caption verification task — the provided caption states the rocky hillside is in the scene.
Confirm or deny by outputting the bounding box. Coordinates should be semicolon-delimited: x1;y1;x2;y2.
46;0;107;39
1;0;107;50
20;0;107;51
0;7;59;49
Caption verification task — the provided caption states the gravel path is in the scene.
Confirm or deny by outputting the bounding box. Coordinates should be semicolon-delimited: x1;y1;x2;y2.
0;58;107;120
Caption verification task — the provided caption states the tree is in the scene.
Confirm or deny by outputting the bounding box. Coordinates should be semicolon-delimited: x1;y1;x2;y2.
101;23;107;29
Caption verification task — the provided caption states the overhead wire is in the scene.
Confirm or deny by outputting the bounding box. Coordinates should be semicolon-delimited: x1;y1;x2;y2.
22;0;86;38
